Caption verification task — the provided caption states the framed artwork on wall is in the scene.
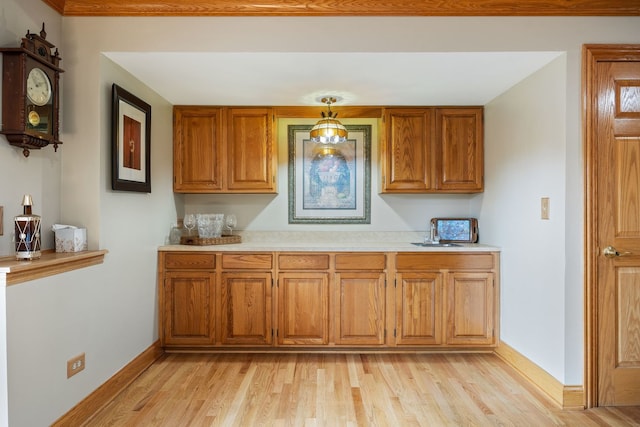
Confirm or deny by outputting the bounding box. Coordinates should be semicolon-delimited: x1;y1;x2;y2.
111;83;151;192
288;124;371;224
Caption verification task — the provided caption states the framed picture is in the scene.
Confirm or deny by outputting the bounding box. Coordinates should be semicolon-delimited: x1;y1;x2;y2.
111;84;151;192
288;124;371;224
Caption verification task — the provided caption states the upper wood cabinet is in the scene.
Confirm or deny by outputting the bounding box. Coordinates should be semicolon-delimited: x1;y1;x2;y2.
173;106;276;193
381;107;483;193
226;108;277;192
435;108;484;192
173;107;223;192
381;108;432;192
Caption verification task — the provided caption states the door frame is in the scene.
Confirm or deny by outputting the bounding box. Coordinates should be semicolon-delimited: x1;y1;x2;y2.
583;44;640;408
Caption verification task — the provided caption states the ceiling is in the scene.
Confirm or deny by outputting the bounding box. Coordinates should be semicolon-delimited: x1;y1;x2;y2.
105;51;564;106
47;0;631;107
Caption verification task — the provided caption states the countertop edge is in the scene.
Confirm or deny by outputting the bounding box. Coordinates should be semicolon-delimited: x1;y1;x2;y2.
158;243;500;252
0;250;109;286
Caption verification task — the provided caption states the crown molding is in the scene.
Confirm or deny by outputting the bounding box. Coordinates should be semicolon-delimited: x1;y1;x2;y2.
41;0;640;16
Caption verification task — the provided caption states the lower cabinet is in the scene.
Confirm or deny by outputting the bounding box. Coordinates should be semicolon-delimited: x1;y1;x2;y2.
278;272;329;345
277;254;330;345
336;272;386;345
220;253;273;346
395;272;443;345
158;250;499;350
335;253;387;346
160;253;216;346
395;252;498;347
220;271;272;345
446;271;495;345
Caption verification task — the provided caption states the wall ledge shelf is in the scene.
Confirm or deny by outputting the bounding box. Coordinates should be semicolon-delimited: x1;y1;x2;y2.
0;250;108;286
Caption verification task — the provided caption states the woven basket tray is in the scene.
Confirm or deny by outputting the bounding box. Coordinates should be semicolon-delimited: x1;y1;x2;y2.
180;235;241;246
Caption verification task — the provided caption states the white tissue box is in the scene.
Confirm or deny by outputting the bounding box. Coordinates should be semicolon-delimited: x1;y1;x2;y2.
54;228;88;252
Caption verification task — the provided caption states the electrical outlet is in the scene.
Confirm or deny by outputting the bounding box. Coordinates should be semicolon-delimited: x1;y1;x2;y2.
67;353;85;378
541;197;550;220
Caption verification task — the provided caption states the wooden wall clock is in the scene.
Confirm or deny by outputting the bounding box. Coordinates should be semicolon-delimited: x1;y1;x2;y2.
0;23;63;157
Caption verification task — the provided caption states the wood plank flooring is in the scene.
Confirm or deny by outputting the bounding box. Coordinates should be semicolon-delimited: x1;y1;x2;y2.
84;353;640;426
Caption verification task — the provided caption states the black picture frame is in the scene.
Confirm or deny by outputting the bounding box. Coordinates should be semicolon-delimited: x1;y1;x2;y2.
111;83;151;192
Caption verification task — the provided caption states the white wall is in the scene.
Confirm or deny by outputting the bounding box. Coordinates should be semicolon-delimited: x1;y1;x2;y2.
0;1;62;425
480;55;568;381
5;57;175;426
1;7;639;424
1;1;176;423
0;0;62;257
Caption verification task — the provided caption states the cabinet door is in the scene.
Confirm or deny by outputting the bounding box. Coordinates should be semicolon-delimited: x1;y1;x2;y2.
396;272;443;345
173;107;223;192
226;107;276;192
336;272;386;345
162;271;215;346
435;108;483;192
381;108;432;192
220;272;272;345
446;272;495;345
278;272;329;345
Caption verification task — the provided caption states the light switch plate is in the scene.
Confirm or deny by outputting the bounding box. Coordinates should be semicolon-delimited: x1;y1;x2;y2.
541;197;550;220
0;206;3;235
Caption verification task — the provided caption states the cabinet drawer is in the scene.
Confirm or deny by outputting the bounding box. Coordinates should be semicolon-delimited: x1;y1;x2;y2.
396;253;496;271
164;252;215;270
221;253;273;269
279;254;330;270
335;253;386;270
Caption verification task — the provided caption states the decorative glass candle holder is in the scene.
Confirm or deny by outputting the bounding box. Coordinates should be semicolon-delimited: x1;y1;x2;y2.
14;194;41;260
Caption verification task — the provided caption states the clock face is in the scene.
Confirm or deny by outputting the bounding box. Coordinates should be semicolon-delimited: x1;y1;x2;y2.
26;67;52;106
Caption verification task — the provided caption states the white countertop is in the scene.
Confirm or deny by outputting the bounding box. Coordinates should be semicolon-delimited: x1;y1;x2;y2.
158;231;500;252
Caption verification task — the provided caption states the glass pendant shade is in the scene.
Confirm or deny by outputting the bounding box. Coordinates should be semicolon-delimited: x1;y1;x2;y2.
310;97;348;144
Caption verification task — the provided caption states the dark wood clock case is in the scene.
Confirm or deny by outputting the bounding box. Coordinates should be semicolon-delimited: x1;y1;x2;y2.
0;23;63;157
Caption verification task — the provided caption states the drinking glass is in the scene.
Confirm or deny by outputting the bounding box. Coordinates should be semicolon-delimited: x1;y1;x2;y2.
183;214;196;236
225;214;237;235
197;214;211;238
212;218;224;238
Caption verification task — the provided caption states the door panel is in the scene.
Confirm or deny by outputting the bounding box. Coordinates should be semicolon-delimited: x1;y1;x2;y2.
445;272;494;345
336;272;385;345
226;108;275;191
220;272;272;345
382;108;432;191
163;272;215;346
278;272;329;345
595;59;640;406
395;272;442;345
173;107;223;192
435;108;484;192
616;268;640;367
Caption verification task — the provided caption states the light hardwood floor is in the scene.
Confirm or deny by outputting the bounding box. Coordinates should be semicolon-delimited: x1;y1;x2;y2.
85;353;640;426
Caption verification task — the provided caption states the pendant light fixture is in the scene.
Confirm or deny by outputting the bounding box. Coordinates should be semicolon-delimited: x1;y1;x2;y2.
310;97;348;144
